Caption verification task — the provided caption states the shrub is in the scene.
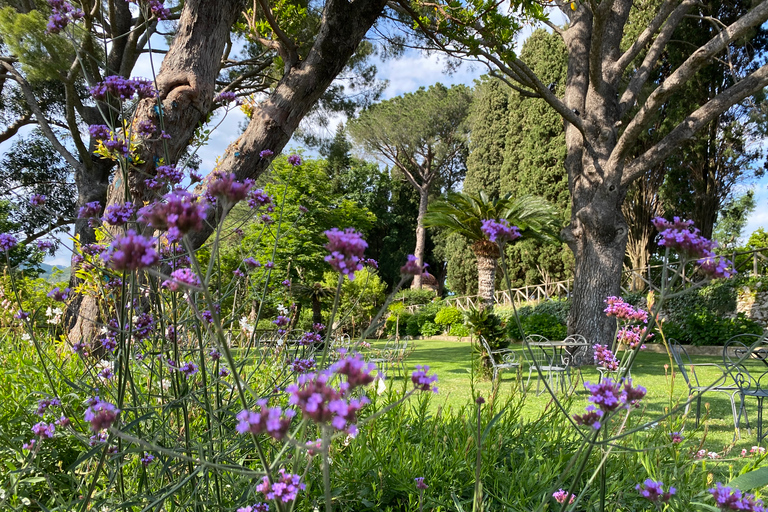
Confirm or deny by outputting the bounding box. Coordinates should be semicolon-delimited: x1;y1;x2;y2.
508;312;568;341
434;306;463;328
419;321;441;337
385;311;411;336
465;307;508;350
663;310;763;346
449;323;470;337
406;315;421;336
394;288;437;306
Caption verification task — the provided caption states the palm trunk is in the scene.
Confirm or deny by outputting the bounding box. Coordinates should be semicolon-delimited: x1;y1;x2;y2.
411;186;430;289
311;295;323;326
473;240;500;310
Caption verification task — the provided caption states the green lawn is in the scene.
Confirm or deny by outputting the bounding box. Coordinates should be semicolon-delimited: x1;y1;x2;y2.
367;338;759;455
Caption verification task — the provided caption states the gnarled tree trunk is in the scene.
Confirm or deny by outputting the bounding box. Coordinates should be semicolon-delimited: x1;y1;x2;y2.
411;186;430;289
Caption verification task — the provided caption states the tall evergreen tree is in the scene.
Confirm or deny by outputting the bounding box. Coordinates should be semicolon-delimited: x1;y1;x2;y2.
463;77;509;198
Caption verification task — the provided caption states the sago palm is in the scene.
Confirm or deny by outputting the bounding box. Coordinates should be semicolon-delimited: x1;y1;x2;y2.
424;191;560;308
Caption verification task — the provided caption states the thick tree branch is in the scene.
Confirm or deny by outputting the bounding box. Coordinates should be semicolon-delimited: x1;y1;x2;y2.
614;0;768;163
254;0;299;69
0;111;33;144
19;218;72;246
622;62;768;185
615;0;678;75
0;60;83;173
617;0;695;117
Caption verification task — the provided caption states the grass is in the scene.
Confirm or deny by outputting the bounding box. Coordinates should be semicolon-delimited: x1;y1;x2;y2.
367;338;762;455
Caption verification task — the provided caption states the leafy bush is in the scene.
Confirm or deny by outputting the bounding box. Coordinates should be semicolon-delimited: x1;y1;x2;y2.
508;313;568;341
434;306;463;327
464;307;508;350
449;323;470;337
385;311;411;336
665;278;740;323
528;298;570;324
662;310;763;346
406;315;421;336
419;321;441;337
394;288;437;306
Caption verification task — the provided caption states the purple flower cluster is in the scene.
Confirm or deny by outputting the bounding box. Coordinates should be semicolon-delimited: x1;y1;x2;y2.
575;379;646;428
653;217;736;278
37;239;55;252
709;483;764;512
286;353;376;436
215;91;239;104
30;194;46;206
32;421;55;439
146;0;171;19
47;287;70;302
84;398;120;431
102;230;159;270
604;296;648;323
103;203;135;226
132;312;154;340
78;201;102;219
670;432;684;443
140;453;155;466
481;218;522;244
46;0;83;33
411;365;439;393
237;504;269;512
593;344;619;371
636;479;675;503
244;257;260;268
136;119;156;138
146;164;184;189
0;233;18;251
291;358;316;373
401;254;428;276
162;268;201;291
287;154;302;166
256;468;305;503
248;189;273;210
617;325;652;350
139;190;207;241
324;228;368;280
206;172;253;203
178;362;199;377
573;405;604;429
300;331;322;345
103;136;130;156
273;316;289;328
236;400;296;440
89;124;111;140
552;489;575;504
415;477;428;490
36;397;61;416
89;76;156;101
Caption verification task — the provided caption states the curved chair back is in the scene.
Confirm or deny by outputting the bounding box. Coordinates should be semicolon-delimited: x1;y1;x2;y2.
670;339;696;388
723;334;766;392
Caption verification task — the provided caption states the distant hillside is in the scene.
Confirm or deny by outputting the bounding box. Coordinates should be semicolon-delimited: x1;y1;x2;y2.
40;263;71;283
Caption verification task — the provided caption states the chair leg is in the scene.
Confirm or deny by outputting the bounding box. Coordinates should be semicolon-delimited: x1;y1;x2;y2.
695;396;702;427
729;393;740;441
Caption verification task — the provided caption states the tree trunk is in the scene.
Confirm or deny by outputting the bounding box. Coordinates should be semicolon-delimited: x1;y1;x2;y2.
472;240;500;310
411;186;429;289
311;295;323;327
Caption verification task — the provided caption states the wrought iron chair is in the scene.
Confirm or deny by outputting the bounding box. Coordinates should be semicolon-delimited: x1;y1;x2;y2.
670;339;740;437
723;334;768;441
523;334;570;394
480;336;520;383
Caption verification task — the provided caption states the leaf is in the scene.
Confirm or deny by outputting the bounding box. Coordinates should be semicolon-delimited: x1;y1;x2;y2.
690;502;720;512
728;466;768;491
481;410;505;444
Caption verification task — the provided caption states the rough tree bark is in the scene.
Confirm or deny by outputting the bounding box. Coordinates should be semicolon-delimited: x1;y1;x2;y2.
71;0;389;342
412;186;430;289
473;240;500;310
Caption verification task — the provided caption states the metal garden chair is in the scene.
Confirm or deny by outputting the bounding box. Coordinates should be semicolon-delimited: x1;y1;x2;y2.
480;336;520;383
523;334;570;394
723;334;768;441
670;339;740;437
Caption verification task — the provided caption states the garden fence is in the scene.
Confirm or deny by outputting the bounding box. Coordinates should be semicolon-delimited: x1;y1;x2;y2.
438;247;768;311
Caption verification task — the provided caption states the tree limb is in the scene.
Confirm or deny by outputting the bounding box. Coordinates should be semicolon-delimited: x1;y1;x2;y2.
19;218;72;246
0;60;83;173
614;0;768;163
615;0;678;75
617;0;695;117
622;62;768;186
0;111;33;144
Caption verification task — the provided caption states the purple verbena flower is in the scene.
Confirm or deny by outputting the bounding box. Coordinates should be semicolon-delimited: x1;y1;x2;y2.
102;230;159;270
138;191;207;241
45;0;83;33
259;149;274;159
637;479;675;503
236;400;296;440
411;365;438;393
256;468;305;503
0;233;18;251
140;453;155;466
603;296;648;323
89;124;111;140
287;154;302;166
78;201;102;219
481;218;522;244
136;119;156;138
36;239;55;252
332;353;377;388
47;287;70;302
573;405;603;429
415;477;428;490
709;483;763;511
400;254;427;276
291;358;316;373
161;268;201;291
84;398;120;431
248;189;273;209
30;194;46;206
215;91;239;104
552;489;575;504
178;361;198;377
323;228;368;280
103;202;135;226
32;421;55;439
206;172;253;203
593;344;619;371
244;257;261;268
617;325;652;350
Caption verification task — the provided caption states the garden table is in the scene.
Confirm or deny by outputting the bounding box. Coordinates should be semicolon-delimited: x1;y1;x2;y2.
524;335;588;394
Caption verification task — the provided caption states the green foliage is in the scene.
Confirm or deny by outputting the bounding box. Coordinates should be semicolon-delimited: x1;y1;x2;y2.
434;306;463;327
405;315;421;337
394;288;436;306
713;191;757;248
463;77;509;198
441;232;477;296
419;321;441;337
464;307;508;350
0;7;77;81
663;311;763;346
509;313;567;341
665;279;741;323
323;268;387;337
449;323;470;337
748;228;768;249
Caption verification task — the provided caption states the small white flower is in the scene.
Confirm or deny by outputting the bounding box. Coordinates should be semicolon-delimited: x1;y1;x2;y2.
0;488;6;499
21;497;30;506
21;333;31;341
376;377;386;396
